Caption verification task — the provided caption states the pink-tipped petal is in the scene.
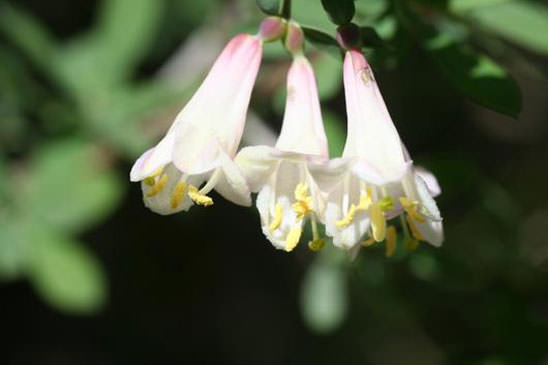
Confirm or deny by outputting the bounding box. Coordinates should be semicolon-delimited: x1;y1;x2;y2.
342;50;406;180
169;34;263;173
275;56;328;157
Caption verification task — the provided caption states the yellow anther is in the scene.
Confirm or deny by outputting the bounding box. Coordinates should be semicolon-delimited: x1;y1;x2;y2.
335;205;357;227
406;214;425;240
379;196;394;212
188;185;213;207
285;226;302;252
146;174;168;197
370;203;386;242
269;204;283;231
356;189;373;210
399;197;426;223
170;180;187;209
144;167;165;186
362;237;376;247
405;237;420;251
335;189;372;228
294;182;309;201
144;177;156;186
308;238;326;252
385;225;397;257
292;183;312;220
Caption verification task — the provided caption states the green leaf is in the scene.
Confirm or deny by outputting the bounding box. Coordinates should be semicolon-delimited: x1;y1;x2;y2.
293;1;336;34
302;26;338;47
395;1;522;117
428;38;522;117
321;0;356;25
0;219;27;280
360;26;385;48
27;228;107;314
256;0;281;15
94;0;164;80
21;139;123;233
300;256;348;334
452;0;548;56
0;4;57;73
322;110;346;158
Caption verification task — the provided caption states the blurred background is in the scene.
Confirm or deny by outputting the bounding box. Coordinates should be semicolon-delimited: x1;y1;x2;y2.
1;0;548;364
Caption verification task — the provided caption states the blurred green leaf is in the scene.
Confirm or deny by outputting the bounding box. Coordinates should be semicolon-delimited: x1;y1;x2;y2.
428;39;522;117
312;53;343;100
302;26;340;56
321;0;355;25
0;4;57;72
293;1;336;34
302;26;338;47
27;228;107;314
0;219;27;280
408;251;440;281
94;0;164;80
322;109;346;158
300;255;348;334
360;26;385;48
452;0;548;56
256;0;281;15
396;1;522;117
354;0;389;22
21;139;123;233
87;81;190;158
52;0;163;98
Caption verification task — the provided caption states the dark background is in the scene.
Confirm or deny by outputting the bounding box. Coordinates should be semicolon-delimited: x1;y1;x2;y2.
1;0;548;364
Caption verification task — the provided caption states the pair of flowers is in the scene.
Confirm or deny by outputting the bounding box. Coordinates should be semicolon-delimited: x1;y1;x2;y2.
130;18;443;256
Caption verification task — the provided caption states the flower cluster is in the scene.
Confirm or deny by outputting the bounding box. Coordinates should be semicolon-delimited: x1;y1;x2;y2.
130;17;443;257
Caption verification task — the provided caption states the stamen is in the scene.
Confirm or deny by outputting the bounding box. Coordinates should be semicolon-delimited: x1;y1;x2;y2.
400;214;420;251
370;203;386;242
399;197;426;223
308;238;325;252
143;177;156;186
308;218;325;252
385;225;397;257
335;205;357;227
188;185;213;206
335;189;372;228
406;214;425;240
146;174;168;197
269;204;283;231
378;196;394;212
199;168;221;195
170;181;188;209
405;238;420;251
285;226;302;252
292;182;312;220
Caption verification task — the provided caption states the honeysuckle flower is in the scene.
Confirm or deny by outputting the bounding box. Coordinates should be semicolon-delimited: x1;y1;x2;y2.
236;22;329;252
319;49;443;254
130;19;286;215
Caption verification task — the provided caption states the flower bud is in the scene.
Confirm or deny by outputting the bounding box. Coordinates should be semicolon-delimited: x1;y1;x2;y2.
259;16;286;42
284;21;305;55
336;23;361;50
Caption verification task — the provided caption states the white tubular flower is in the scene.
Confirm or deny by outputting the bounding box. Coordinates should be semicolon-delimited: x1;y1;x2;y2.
129;33;265;214
236;23;329;252
320;49;443;253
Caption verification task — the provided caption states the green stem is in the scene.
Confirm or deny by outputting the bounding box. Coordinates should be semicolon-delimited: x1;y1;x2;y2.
281;0;291;19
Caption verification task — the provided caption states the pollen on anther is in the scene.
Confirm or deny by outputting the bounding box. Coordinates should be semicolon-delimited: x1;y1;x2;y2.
146;174;168;197
188;185;213;207
285;226;302;252
170;181;187;209
385;225;397;257
269;204;283;231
